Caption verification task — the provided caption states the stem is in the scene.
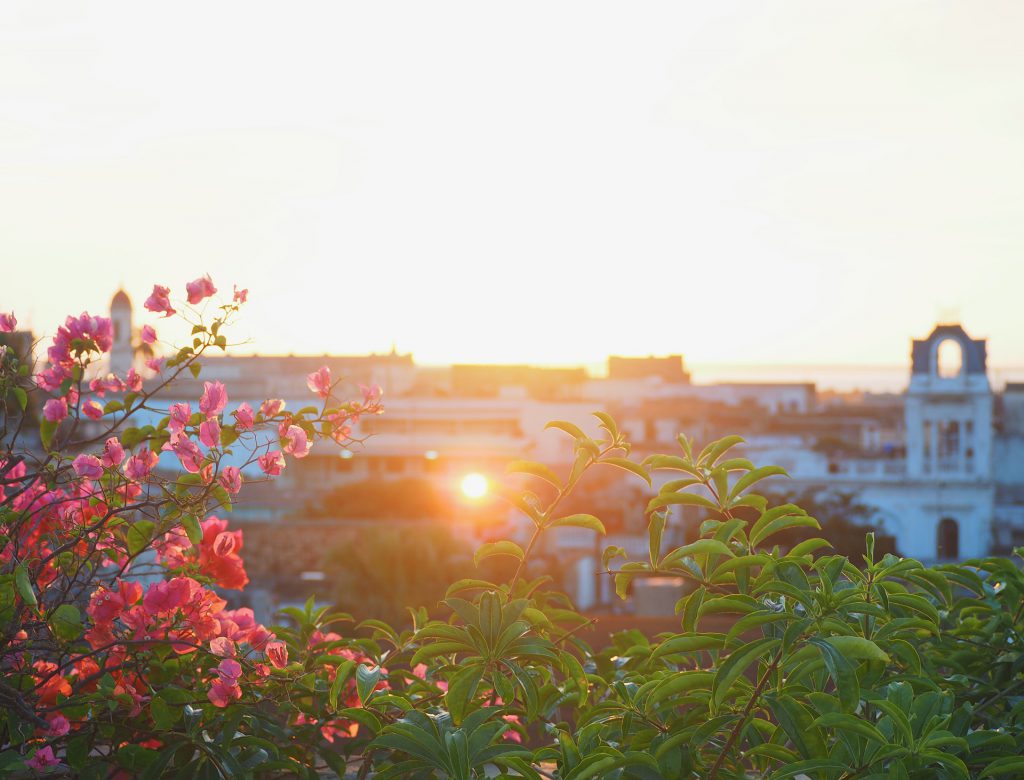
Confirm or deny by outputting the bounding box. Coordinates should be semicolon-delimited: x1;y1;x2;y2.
707;651;782;780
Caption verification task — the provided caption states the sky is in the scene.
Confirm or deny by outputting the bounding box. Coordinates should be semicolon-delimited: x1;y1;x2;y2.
2;2;1022;377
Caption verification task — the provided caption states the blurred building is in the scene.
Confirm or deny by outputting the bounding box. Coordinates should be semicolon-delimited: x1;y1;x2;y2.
98;293;1024;612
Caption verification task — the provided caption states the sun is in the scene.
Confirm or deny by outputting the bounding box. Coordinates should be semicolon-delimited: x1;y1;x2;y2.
460;472;489;500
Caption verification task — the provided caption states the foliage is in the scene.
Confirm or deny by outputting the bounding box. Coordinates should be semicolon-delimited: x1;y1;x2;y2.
3;287;1024;778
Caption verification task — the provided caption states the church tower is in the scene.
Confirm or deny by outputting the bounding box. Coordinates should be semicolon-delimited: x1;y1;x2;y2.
905;324;993;481
110;289;134;375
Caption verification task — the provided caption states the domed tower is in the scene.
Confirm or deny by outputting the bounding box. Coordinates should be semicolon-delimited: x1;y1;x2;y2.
110;289;134;375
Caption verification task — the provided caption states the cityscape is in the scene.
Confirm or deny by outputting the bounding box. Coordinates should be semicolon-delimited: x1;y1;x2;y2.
4;3;1024;776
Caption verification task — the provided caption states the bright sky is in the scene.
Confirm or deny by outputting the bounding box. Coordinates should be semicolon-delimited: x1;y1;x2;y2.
2;2;1022;371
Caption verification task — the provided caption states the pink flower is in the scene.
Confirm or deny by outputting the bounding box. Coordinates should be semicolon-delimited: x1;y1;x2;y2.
82;399;104;419
140;324;157;344
46;714;70;737
186;274;217;305
169;402;191;433
258;450;285;476
145;356;164;374
166;438;203;474
200;381;227;418
306;366;332;398
125;447;158;481
219;466;242;494
144;285;176;317
125;368;143;392
208;677;242;708
282;425;310;458
199;418;221;448
0;312;16;332
27;746;60;771
43;397;68;422
101;437;125;468
142;577;191;615
72;454;104;480
266;640;289;669
362;384;383;405
210;637;236;657
232;403;254;430
260;398;285;417
217;657;243;683
212;531;236;557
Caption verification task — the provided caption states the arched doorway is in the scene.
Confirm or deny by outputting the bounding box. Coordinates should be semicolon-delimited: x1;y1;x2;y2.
937;517;959;560
936;339;964;378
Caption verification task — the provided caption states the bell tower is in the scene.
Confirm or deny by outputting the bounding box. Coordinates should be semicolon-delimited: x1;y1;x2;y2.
905;324;992;481
110;289;134;375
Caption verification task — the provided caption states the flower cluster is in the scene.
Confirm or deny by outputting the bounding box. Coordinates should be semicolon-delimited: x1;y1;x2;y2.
0;277;384;774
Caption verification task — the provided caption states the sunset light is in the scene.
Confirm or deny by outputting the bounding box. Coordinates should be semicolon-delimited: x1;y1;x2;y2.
460;473;489;500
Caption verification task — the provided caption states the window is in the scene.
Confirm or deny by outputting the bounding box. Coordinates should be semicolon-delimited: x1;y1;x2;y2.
937;518;959;559
936;339;963;378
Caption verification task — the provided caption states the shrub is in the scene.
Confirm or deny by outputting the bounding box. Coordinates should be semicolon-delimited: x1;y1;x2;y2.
2;286;1023;778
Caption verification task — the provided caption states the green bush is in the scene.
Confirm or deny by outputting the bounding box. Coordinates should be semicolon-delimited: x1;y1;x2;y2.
273;419;1024;778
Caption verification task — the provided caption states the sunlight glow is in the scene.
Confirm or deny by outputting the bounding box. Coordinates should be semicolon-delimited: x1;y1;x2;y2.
460;473;488;500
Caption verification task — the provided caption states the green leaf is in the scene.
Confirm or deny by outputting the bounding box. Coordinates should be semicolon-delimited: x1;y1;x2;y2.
711;637;779;713
11;387;27;410
328;659;356;710
150;695;178;730
593;412;619;439
727;465;788;501
545;420;588;440
14;562;36;607
549;514;605;534
649;513;666;566
646;491;718;513
39;417;57;449
598;457;651;485
127;520;155;557
181;514;203;546
189;362;202;378
768;759;850;779
980;758;1024;778
445;663;484;725
507;460;562;489
356;664;382;706
50;604;82;642
474;541;525;567
698;435;745;466
661;539;735;567
810;638;860;713
812;712;887;745
825;635;890;663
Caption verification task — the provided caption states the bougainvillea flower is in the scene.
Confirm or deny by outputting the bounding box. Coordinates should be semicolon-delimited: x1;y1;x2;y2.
232;402;254;430
166;438;203;474
140;324;157;344
282;425;311;458
72;454;103;480
200;381;227;418
186;274;217;305
0;312;16;332
233;285;248;303
306;366;332;398
208;677;242;708
144;284;176;317
219;465;242;494
266;641;289;669
260;398;285;417
258;450;285;476
43;397;68;422
82;399;104;419
100;437;125;468
124;447;158;481
199;418;221;448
